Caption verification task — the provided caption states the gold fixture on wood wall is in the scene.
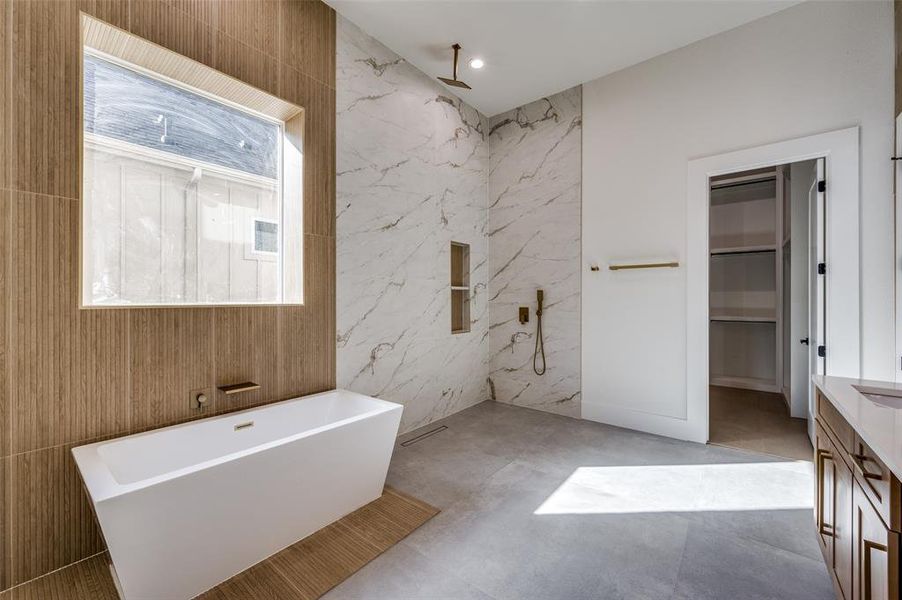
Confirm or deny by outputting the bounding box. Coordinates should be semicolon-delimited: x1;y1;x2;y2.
0;0;337;592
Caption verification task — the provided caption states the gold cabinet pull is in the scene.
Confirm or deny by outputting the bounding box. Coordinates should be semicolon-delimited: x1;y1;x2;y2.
852;454;883;480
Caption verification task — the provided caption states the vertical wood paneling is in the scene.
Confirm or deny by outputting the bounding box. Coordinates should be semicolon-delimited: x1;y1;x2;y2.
1;457;10;592
213;306;280;411
10;0;80;199
4;0;336;591
78;0;130;30
280;0;334;88
213;30;280;97
128;309;216;431
8;444;105;586
275;307;307;399
216;0;279;59
307;81;336;237
128;0;214;67
67;309;129;445
303;234;336;391
0;0;10;192
0;192;9;460
7;193;128;455
167;0;216;26
8;194;75;453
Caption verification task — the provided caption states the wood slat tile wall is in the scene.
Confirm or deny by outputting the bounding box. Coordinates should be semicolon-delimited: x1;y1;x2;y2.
0;0;337;591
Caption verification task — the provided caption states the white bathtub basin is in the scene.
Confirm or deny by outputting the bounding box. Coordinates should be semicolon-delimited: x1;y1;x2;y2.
72;389;403;599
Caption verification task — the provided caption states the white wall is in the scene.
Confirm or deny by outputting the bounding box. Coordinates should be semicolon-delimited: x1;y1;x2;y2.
582;1;894;434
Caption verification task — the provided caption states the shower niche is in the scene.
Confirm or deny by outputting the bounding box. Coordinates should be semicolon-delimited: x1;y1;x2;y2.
450;241;470;334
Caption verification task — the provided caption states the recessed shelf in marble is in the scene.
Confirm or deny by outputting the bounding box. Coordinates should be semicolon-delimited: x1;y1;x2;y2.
451;242;470;334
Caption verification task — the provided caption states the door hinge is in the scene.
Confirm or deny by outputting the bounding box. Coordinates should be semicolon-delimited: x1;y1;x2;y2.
817;262;826;275
818;345;826;358
818;180;826;193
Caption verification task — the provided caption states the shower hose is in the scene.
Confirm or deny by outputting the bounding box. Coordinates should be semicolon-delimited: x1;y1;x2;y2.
533;298;546;376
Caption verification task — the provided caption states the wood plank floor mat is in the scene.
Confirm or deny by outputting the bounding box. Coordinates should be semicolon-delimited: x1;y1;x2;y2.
0;487;439;600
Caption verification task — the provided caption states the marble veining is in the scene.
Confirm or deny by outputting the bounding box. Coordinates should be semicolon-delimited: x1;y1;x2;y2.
336;17;490;433
487;87;582;417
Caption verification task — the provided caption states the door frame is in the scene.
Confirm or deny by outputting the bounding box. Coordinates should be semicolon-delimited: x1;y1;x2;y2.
687;127;860;444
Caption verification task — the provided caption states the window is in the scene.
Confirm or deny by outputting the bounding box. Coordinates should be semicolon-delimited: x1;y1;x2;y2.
80;16;303;306
254;219;280;255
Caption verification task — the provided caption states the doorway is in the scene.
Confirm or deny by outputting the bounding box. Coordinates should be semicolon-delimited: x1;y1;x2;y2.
681;127;859;446
706;161;823;460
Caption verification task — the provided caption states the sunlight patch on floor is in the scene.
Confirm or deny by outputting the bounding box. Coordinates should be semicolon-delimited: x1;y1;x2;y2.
534;461;813;515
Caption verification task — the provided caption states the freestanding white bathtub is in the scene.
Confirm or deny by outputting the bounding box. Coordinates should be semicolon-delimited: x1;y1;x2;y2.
72;389;403;600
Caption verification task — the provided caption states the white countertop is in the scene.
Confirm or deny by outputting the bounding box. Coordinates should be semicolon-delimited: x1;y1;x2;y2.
814;375;902;479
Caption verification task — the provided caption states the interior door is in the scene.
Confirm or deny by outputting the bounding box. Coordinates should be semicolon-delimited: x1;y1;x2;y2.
896;114;902;383
809;157;826;442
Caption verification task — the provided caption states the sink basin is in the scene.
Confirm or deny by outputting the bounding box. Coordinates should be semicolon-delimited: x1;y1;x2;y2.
854;385;902;409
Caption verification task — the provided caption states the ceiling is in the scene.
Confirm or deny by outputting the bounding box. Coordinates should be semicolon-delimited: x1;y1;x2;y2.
325;0;802;117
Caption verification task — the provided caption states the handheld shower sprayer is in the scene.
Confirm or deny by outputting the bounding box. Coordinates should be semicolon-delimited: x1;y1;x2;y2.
533;289;546;376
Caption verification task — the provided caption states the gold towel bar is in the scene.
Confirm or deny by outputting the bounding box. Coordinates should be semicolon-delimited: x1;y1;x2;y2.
218;381;261;395
609;261;680;271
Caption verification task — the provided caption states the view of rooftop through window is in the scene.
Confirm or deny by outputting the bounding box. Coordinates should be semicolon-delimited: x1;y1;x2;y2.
83;53;281;179
81;48;302;307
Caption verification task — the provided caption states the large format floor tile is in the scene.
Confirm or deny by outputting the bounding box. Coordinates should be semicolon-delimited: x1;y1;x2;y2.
329;400;831;600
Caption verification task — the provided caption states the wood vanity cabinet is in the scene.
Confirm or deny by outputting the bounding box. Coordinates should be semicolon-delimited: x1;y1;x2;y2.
817;419;853;598
815;390;900;600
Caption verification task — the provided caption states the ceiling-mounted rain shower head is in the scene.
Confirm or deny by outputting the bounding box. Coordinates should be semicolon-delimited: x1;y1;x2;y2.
437;43;472;90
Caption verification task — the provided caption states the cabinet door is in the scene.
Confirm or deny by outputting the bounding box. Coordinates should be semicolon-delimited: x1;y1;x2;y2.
836;447;854;599
853;481;900;600
817;423;837;562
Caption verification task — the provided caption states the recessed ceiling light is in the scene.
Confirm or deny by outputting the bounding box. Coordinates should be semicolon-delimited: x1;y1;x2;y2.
469;58;484;70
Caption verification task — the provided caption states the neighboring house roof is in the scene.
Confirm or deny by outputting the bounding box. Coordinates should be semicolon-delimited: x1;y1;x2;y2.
84;54;280;180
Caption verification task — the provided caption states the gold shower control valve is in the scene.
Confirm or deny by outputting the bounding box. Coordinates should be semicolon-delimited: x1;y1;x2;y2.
518;306;529;324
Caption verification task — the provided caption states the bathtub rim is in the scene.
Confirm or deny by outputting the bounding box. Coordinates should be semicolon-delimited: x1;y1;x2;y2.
72;388;403;503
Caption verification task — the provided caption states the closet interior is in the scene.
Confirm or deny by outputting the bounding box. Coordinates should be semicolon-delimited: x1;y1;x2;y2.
708;162;814;460
709;166;787;394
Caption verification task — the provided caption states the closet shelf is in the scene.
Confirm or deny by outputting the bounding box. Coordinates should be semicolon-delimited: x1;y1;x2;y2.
710;315;777;323
710;169;777;190
710;375;778;393
710;244;776;256
710;307;777;323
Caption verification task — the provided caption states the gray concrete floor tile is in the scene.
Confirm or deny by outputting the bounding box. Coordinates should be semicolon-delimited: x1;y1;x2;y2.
326;401;832;600
325;541;497;600
671;523;833;600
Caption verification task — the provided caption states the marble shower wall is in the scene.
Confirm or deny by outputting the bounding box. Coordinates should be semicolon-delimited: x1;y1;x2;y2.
336;18;490;433
488;87;582;417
